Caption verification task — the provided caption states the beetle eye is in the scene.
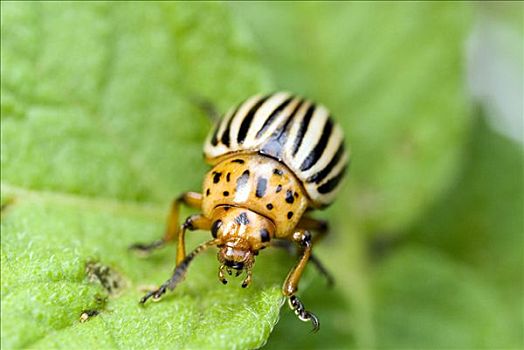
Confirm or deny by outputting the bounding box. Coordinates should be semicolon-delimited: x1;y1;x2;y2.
259;228;270;242
211;220;222;238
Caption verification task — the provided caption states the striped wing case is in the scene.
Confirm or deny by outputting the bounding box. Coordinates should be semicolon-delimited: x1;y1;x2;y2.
203;92;349;207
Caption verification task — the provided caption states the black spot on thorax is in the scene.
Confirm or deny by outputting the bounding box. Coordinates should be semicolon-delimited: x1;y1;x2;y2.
213;171;222;184
285;190;294;204
256;177;268;198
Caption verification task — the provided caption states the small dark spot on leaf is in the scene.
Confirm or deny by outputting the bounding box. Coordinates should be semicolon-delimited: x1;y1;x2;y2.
0;196;16;216
86;261;126;296
80;309;100;323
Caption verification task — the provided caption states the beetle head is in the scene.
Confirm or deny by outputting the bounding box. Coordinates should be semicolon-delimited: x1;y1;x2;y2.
210;206;275;287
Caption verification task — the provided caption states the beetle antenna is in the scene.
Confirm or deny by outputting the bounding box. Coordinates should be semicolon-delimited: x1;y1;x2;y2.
140;239;219;304
218;264;228;285
241;267;252;288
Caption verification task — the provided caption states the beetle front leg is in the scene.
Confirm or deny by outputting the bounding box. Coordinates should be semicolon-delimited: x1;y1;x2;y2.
282;229;320;332
141;214;212;304
175;214;211;265
130;192;202;254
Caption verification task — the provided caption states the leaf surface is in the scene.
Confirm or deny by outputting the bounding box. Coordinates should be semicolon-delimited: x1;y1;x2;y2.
1;2;284;349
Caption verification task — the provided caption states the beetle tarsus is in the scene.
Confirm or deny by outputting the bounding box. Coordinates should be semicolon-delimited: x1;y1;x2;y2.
288;295;320;332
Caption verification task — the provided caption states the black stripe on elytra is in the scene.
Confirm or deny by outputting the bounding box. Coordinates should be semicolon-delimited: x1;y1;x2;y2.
278;99;304;141
236;170;250;192
220;104;241;147
211;123;220;146
237;95;270;144
259;99;305;159
317;165;347;194
292;104;316;156
300;117;334;171
235;212;250;225
256;96;293;139
255;177;268;198
307;142;345;184
212;171;222;183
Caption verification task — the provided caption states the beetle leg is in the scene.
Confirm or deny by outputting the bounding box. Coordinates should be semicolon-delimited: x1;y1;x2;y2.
129;192;203;254
295;217;334;286
175;214;212;265
282;230;320;332
190;95;221;122
272;239;334;287
141;237;219;304
297;216;329;245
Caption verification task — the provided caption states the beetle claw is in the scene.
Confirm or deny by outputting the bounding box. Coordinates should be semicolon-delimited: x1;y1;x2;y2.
288;295;320;332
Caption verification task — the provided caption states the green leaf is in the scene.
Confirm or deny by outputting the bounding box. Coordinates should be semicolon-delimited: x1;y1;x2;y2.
1;2;285;349
372;246;517;348
1;190;285;349
368;116;523;349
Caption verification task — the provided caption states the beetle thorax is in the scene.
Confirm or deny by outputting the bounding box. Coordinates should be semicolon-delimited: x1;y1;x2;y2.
201;153;309;237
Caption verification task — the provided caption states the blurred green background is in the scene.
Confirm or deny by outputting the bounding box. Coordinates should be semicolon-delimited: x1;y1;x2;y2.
1;2;522;349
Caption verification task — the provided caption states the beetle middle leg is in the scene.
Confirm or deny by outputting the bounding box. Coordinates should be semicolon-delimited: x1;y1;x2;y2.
293;216;334;286
140;214;212;304
297;216;329;245
130;192;202;254
282;229;320;332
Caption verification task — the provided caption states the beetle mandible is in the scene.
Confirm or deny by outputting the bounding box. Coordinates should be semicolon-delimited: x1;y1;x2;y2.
131;92;349;331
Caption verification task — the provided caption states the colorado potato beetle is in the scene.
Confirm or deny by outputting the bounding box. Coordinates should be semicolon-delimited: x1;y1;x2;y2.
132;92;348;331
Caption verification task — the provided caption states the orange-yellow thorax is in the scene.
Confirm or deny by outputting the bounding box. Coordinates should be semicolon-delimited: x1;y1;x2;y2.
201;153;309;237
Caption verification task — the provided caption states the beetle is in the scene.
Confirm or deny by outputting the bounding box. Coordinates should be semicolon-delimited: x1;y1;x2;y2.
131;92;348;331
